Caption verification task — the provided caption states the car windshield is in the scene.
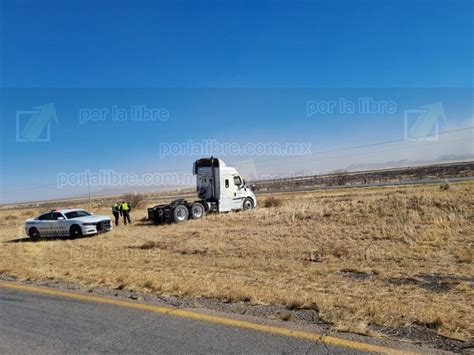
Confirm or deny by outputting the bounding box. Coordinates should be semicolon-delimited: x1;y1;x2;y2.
65;210;92;219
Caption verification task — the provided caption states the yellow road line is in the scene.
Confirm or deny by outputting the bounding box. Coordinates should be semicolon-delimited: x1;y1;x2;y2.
0;281;412;354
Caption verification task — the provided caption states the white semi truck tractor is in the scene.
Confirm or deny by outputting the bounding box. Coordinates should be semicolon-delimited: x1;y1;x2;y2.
148;157;257;223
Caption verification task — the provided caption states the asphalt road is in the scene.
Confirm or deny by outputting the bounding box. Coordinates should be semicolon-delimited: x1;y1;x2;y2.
0;286;368;354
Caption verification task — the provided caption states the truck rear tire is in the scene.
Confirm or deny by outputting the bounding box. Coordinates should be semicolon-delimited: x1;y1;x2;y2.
190;203;205;219
173;205;189;223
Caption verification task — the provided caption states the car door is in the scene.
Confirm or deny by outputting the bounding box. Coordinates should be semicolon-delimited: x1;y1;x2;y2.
50;212;67;237
36;213;52;236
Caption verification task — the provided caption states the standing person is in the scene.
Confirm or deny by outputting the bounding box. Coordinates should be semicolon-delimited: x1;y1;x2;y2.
120;201;132;225
112;203;120;226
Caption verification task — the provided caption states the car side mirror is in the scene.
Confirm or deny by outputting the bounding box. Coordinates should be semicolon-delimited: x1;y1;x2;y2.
58;217;65;221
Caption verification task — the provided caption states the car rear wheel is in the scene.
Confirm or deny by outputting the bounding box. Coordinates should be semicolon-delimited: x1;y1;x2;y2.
173;205;189;223
28;227;40;241
69;225;83;239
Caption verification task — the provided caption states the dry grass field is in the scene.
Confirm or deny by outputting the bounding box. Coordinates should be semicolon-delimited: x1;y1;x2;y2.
0;182;472;341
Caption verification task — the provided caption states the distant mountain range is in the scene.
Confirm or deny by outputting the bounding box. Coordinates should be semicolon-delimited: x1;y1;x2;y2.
344;154;474;172
74;155;473;198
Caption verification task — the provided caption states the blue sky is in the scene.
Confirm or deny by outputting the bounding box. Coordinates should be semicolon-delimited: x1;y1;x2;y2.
0;0;473;203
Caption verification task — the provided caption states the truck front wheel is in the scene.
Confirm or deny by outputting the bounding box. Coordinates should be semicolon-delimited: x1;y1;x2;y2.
243;198;254;210
173;205;189;223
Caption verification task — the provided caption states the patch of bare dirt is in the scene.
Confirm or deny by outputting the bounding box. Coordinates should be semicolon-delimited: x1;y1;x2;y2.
370;323;470;353
387;274;474;293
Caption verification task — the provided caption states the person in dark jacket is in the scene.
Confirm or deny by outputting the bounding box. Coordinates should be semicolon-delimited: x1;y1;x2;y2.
112;203;120;226
120;201;132;225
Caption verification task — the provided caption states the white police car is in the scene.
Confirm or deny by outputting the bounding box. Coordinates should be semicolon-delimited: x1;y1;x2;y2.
25;208;112;240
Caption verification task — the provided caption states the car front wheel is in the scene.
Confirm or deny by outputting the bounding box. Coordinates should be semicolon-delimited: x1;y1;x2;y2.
69;225;83;239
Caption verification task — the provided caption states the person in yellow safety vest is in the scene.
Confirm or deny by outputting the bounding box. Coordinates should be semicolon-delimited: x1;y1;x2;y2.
112;203;120;226
120;201;132;225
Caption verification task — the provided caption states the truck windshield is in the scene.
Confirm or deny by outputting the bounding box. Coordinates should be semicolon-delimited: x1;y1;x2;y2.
65;210;91;219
